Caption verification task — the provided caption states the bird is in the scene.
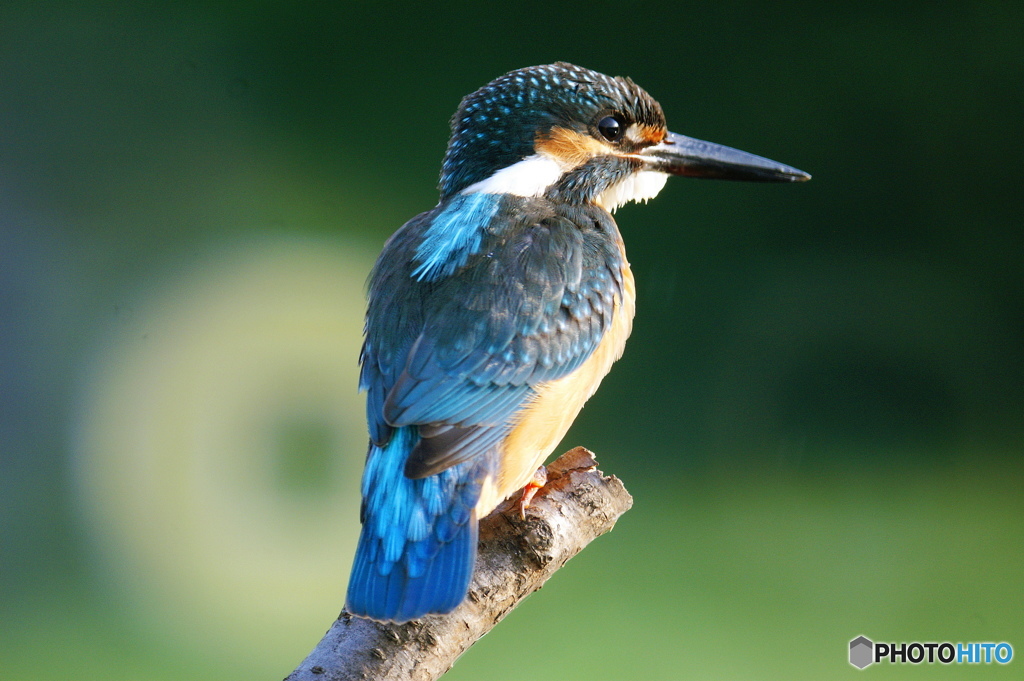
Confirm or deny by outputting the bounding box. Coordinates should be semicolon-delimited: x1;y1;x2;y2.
346;62;809;623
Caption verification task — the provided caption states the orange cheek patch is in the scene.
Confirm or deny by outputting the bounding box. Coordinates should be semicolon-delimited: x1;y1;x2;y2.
535;126;610;168
638;124;667;144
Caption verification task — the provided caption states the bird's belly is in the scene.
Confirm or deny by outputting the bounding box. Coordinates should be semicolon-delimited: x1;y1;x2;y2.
476;263;636;516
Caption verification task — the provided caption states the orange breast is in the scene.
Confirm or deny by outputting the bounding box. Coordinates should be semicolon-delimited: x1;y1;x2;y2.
475;258;636;516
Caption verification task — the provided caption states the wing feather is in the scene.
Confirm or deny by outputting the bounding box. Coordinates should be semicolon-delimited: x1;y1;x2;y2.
361;196;624;477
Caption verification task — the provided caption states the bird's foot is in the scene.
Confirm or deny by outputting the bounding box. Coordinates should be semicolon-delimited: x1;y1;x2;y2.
518;466;548;519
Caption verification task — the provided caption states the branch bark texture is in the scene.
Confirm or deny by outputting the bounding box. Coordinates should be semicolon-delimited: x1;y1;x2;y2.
284;447;633;681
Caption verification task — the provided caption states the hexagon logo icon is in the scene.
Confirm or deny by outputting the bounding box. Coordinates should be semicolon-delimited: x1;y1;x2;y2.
850;636;874;669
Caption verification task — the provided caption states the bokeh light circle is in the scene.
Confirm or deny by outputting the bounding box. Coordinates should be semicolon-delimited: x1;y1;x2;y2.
72;237;374;667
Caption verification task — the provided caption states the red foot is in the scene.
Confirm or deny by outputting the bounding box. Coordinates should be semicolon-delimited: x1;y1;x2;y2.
518;466;548;519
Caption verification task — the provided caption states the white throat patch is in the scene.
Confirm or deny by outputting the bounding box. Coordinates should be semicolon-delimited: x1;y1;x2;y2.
461;153;669;213
595;170;669;212
460;154;563;197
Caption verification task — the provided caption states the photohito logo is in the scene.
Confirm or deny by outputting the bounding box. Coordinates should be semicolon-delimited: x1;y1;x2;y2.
849;636;1013;669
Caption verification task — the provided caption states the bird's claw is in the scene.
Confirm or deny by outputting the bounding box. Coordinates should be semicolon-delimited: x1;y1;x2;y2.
517;466;548;519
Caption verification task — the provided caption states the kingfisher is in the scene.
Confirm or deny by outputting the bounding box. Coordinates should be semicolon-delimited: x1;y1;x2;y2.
346;62;808;623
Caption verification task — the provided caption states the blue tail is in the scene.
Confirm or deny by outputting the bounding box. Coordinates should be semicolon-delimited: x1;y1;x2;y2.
346;426;482;622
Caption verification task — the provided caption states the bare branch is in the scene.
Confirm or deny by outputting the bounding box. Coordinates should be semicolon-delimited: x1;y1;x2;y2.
284;447;633;681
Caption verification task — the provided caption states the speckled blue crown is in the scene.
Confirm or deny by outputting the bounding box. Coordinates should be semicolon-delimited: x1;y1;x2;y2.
439;62;665;197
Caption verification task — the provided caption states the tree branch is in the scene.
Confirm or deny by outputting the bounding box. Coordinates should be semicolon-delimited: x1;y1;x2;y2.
284;447;633;681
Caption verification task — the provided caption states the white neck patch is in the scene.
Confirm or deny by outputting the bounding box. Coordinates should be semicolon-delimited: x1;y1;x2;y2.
461;152;669;212
460;154;563;197
596;170;669;212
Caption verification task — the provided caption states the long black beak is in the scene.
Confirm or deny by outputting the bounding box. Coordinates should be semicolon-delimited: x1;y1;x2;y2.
643;131;810;183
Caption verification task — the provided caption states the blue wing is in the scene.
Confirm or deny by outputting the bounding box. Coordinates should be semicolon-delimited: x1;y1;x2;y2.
347;194;624;622
361;194;625;476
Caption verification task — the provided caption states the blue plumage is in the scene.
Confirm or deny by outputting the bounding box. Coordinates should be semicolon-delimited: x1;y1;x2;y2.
349;63;665;623
439;62;663;198
347;426;483;622
348;194;625;621
412;193;502;282
345;62;809;623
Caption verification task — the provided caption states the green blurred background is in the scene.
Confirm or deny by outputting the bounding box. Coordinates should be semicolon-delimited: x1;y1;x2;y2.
2;2;1021;679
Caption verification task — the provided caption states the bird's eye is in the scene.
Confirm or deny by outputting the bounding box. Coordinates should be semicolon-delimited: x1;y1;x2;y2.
597;115;625;142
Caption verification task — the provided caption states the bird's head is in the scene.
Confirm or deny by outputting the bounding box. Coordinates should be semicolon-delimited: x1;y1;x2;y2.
439;62;808;211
